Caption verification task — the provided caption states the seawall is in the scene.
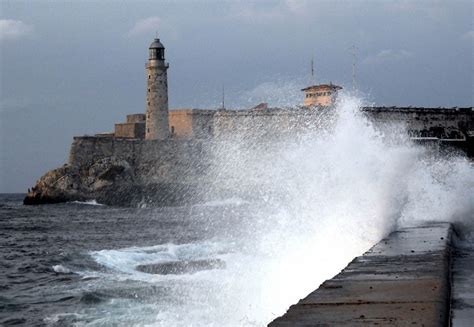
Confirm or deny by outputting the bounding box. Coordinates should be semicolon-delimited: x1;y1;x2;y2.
269;223;456;326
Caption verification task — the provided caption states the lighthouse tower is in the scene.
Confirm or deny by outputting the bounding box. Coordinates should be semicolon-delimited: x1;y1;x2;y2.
145;38;169;140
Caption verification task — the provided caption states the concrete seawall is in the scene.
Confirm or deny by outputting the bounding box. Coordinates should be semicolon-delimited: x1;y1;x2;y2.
269;223;454;326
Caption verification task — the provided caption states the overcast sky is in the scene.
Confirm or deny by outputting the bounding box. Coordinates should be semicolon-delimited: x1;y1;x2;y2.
1;0;473;192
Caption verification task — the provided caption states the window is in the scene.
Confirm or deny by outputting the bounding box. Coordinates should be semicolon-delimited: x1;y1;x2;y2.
171;126;175;134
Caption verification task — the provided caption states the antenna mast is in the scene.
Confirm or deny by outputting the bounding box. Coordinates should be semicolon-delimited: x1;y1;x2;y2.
311;56;315;84
350;45;357;91
221;85;225;110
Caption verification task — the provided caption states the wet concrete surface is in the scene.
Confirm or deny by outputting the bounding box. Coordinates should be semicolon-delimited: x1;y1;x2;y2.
269;223;453;326
451;234;474;326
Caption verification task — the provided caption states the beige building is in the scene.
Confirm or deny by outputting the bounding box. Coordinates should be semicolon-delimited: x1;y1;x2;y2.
114;114;146;139
302;83;342;107
168;109;215;139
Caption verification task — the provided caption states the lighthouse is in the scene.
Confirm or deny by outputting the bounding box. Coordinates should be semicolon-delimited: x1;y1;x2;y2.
145;38;170;140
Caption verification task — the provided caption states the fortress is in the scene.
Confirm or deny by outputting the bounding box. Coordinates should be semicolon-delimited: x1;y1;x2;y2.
97;38;472;144
24;38;474;206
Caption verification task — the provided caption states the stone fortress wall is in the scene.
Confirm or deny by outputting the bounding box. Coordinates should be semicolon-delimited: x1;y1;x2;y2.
57;104;472;207
104;105;474;153
68;136;213;185
363;107;473;139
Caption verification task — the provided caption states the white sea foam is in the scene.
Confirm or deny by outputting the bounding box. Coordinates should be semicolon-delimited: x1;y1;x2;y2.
80;94;473;326
52;264;71;274
87;241;232;282
70;200;103;206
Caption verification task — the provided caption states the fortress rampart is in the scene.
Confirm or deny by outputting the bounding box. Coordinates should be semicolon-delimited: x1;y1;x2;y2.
68;136;213;185
24;106;472;207
363;107;473;139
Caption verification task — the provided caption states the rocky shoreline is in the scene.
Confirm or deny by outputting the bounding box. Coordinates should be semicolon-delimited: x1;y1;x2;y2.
23;162;208;207
23;137;214;207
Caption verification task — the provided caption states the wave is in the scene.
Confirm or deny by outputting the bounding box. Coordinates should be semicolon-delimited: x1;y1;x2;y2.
52;265;72;274
59;94;474;326
87;241;232;281
69;200;104;206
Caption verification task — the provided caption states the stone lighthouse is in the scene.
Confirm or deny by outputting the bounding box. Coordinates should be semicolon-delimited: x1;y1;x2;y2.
145;38;170;140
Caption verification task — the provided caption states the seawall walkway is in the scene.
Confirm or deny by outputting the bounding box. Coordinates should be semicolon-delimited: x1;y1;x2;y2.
269;222;472;326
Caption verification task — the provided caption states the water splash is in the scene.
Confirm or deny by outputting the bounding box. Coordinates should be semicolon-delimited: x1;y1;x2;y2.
199;93;473;324
71;93;473;326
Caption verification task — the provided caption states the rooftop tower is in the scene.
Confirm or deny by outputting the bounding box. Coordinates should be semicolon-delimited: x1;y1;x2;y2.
302;83;342;107
145;38;170;140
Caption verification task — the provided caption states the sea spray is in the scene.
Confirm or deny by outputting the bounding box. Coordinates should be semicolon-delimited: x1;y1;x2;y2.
197;93;474;324
67;94;473;326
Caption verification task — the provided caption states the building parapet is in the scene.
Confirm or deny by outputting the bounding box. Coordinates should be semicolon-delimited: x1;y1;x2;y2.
362;106;473;114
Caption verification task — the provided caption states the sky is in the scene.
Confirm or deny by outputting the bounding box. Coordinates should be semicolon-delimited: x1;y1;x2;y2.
0;0;473;192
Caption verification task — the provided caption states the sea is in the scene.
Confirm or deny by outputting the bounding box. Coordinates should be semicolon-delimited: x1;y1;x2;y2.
1;194;286;326
1;96;473;326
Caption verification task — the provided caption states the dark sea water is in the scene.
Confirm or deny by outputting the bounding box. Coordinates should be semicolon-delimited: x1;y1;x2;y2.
0;194;265;326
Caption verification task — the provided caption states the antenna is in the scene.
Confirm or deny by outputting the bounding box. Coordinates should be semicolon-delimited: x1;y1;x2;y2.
155;31;158;38
350;45;357;91
221;85;225;110
311;56;315;84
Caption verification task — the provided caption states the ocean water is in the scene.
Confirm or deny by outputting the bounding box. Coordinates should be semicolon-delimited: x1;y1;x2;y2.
1;96;473;326
1;195;276;326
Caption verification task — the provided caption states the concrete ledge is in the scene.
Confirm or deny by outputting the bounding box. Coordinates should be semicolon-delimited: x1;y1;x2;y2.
269;223;452;326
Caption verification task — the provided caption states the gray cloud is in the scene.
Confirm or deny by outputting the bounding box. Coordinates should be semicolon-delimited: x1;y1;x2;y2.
126;16;161;37
461;30;474;41
0;19;32;41
363;50;414;65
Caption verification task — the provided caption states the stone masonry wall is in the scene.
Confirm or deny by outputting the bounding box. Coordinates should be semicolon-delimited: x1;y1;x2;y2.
68;136;213;185
363;107;473;139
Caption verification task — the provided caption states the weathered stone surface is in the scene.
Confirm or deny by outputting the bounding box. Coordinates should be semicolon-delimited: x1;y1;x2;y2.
269;223;453;326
